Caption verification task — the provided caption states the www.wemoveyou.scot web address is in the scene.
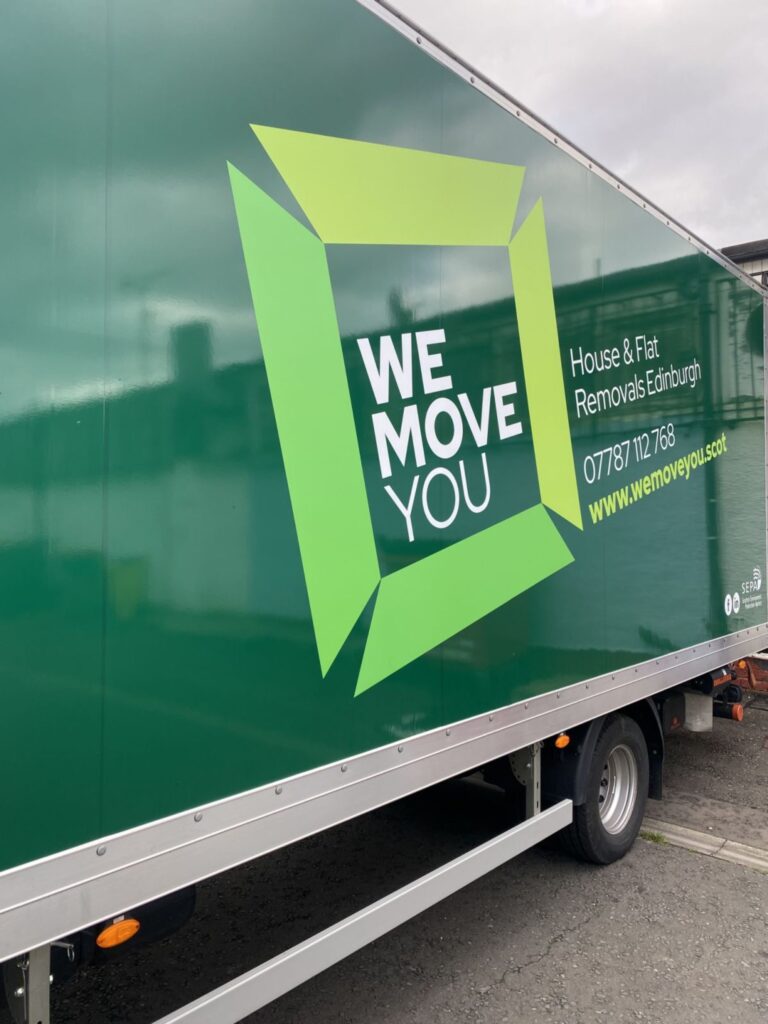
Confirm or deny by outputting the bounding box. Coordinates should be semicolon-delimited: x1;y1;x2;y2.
588;433;727;524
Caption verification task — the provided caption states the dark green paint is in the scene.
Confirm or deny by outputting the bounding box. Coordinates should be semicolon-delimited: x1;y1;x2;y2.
0;0;763;870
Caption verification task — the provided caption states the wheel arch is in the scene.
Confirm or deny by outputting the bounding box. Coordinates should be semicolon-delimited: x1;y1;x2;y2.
542;697;664;806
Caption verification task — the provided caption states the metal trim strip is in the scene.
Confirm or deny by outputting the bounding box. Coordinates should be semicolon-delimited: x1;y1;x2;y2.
0;626;765;960
356;0;766;297
151;800;572;1024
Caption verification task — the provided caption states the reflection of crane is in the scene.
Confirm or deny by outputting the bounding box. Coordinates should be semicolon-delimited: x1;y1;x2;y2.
120;270;168;385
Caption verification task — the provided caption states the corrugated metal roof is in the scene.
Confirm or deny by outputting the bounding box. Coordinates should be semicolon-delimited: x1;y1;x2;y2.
722;239;768;262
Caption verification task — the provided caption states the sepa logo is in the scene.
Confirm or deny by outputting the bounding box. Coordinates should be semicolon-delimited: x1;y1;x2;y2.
742;566;762;595
727;566;764;616
229;127;582;694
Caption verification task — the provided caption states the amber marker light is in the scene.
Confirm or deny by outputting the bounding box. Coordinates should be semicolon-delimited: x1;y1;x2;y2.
554;733;570;749
96;917;141;949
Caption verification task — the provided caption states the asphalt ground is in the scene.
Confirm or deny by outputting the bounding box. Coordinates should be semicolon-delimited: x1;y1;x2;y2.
12;697;768;1024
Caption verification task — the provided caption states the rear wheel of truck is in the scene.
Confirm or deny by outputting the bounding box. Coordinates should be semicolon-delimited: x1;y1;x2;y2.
561;714;649;864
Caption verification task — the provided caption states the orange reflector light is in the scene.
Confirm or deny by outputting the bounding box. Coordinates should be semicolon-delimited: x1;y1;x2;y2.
96;918;141;949
554;733;570;749
738;660;747;669
732;703;744;722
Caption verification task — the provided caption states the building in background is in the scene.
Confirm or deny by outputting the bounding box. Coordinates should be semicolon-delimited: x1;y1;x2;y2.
722;239;768;288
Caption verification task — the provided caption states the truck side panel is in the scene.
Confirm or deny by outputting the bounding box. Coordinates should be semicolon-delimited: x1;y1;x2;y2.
0;0;763;881
0;2;107;867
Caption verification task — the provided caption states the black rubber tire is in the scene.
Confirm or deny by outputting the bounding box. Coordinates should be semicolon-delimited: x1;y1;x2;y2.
560;714;649;865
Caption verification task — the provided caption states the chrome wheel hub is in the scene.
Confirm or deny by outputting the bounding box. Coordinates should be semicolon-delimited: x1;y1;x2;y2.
598;743;638;835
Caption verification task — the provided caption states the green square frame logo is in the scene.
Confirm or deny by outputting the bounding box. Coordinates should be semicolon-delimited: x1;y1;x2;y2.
230;127;582;695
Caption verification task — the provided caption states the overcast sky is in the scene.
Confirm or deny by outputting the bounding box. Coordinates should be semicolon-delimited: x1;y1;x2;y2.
393;0;768;249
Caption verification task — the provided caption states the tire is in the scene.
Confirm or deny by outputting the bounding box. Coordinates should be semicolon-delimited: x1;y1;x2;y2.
560;714;649;864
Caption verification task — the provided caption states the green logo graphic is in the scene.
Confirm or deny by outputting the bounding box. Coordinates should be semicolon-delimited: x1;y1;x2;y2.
229;127;583;695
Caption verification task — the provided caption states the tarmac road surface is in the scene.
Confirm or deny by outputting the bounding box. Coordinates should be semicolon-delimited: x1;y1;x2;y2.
10;698;768;1024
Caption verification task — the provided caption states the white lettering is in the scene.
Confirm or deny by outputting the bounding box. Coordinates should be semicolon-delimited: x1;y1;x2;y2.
422;467;460;530
357;333;413;405
459;454;491;513
384;476;420;543
424;396;463;460
371;405;425;479
458;388;492;447
493;381;522;440
415;329;452;395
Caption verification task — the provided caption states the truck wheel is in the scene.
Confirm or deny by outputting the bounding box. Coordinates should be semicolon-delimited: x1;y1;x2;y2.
561;714;649;864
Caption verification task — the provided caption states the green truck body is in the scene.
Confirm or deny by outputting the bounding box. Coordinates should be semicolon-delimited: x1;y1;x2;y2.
0;0;765;970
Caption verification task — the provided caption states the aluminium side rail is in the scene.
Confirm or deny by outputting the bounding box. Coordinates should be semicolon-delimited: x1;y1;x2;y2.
153;802;572;1024
1;629;765;966
8;752;571;1024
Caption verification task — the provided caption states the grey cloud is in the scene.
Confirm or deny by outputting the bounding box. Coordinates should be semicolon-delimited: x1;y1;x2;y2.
393;0;768;247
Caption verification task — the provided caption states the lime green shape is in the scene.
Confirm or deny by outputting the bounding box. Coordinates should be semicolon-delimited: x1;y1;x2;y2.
230;133;582;693
228;163;379;675
252;125;525;245
355;505;573;695
509;201;583;529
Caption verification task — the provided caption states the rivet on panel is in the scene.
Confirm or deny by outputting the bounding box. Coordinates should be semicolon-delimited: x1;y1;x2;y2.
470;75;475;83
275;786;282;795
489;714;494;722
446;729;451;736
96;846;106;857
397;744;403;753
525;702;529;709
416;35;422;44
585;683;590;690
341;764;348;773
194;812;203;823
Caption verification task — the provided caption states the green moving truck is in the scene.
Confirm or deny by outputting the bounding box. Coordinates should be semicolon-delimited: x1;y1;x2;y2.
1;1;765;1020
